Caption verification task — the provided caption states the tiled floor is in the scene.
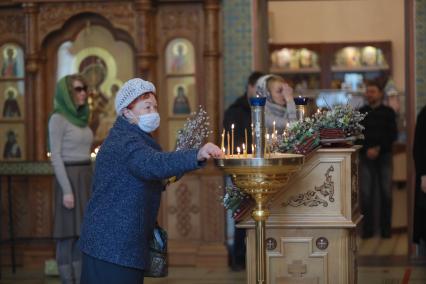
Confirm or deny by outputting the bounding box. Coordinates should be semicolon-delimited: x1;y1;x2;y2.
1;265;426;284
358;232;408;256
2;233;425;284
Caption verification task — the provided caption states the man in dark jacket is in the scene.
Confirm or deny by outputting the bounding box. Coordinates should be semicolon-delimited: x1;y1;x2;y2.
359;80;397;239
223;71;264;153
413;104;426;249
223;71;264;271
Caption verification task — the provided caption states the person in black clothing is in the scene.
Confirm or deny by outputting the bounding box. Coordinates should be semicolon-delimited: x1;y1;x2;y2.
359;80;397;239
223;71;264;154
413;104;426;250
223;71;264;270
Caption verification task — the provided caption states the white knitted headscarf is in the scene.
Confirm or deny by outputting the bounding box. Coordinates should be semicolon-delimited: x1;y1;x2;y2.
255;74;297;131
115;78;156;115
255;75;273;101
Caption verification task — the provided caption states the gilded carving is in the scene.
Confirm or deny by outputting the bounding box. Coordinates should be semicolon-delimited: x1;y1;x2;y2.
167;183;199;237
0;13;25;37
282;166;335;207
159;6;200;37
231;173;292;196
351;156;359;207
38;2;136;44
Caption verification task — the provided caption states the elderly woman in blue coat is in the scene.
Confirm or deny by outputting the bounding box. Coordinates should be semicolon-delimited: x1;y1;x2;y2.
79;78;222;284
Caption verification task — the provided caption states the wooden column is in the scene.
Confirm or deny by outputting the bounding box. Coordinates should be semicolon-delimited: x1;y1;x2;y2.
23;2;43;161
135;0;157;84
405;0;416;258
252;0;269;72
204;0;220;143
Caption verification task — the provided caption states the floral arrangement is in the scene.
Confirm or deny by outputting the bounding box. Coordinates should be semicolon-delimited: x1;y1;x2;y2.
313;105;366;139
175;106;212;151
272;118;320;155
222;183;254;220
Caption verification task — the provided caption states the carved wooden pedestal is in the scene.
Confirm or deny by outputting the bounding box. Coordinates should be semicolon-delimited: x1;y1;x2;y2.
240;147;361;284
161;166;228;267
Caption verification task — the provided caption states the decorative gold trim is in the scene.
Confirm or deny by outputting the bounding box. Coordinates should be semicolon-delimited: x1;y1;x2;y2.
282;165;335;207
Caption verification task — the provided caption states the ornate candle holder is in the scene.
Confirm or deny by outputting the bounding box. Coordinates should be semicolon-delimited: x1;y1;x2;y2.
215;96;304;284
294;96;309;122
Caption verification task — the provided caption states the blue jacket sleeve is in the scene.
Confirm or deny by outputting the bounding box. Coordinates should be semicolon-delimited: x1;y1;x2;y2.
126;139;202;181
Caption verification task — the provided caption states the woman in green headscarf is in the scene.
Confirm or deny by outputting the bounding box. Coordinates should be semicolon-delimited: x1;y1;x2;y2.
48;74;93;284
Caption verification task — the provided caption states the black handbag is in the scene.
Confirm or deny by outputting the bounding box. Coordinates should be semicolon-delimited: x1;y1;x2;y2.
145;224;168;277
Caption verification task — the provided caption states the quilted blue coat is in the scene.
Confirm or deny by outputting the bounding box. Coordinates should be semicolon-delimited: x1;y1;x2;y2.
79;116;202;269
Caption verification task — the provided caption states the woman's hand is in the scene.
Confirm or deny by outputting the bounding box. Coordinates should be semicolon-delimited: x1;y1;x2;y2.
197;143;223;161
421;175;426;193
63;193;75;209
282;83;294;104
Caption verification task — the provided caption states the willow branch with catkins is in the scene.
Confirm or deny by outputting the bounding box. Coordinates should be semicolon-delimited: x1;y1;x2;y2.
175;106;212;150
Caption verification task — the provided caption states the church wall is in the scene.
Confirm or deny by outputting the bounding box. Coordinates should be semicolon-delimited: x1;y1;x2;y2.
416;0;426;112
222;0;253;110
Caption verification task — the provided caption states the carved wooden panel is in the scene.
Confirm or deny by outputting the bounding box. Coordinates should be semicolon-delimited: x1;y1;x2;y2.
248;228;357;284
283;165;335;208
1;176;53;240
269;237;327;283
200;175;224;242
351;153;359;214
275;160;343;217
0;10;25;43
38;2;136;45
158;5;201;37
166;177;201;240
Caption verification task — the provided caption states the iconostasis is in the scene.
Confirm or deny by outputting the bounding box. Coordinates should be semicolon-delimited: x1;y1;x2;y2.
55;25;134;147
0;43;26;161
165;38;197;151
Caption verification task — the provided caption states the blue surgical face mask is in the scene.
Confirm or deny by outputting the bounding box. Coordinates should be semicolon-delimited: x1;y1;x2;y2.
137;112;160;133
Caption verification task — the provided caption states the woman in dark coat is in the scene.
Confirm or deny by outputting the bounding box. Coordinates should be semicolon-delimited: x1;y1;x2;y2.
413;105;426;246
79;78;222;284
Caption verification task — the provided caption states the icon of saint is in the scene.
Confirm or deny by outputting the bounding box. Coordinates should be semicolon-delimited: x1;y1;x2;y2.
173;85;191;115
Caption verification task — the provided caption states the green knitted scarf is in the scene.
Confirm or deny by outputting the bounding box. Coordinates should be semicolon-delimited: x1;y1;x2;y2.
46;75;90;152
52;75;89;127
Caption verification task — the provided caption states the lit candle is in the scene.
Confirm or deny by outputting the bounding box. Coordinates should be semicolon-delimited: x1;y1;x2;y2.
273;121;276;134
221;129;225;150
222;147;226;157
244;128;248;153
252;144;255;154
242;143;247;157
237;146;241;156
251;123;254;146
265;133;270;154
227;131;230;158
317;108;321;114
231;124;235;156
